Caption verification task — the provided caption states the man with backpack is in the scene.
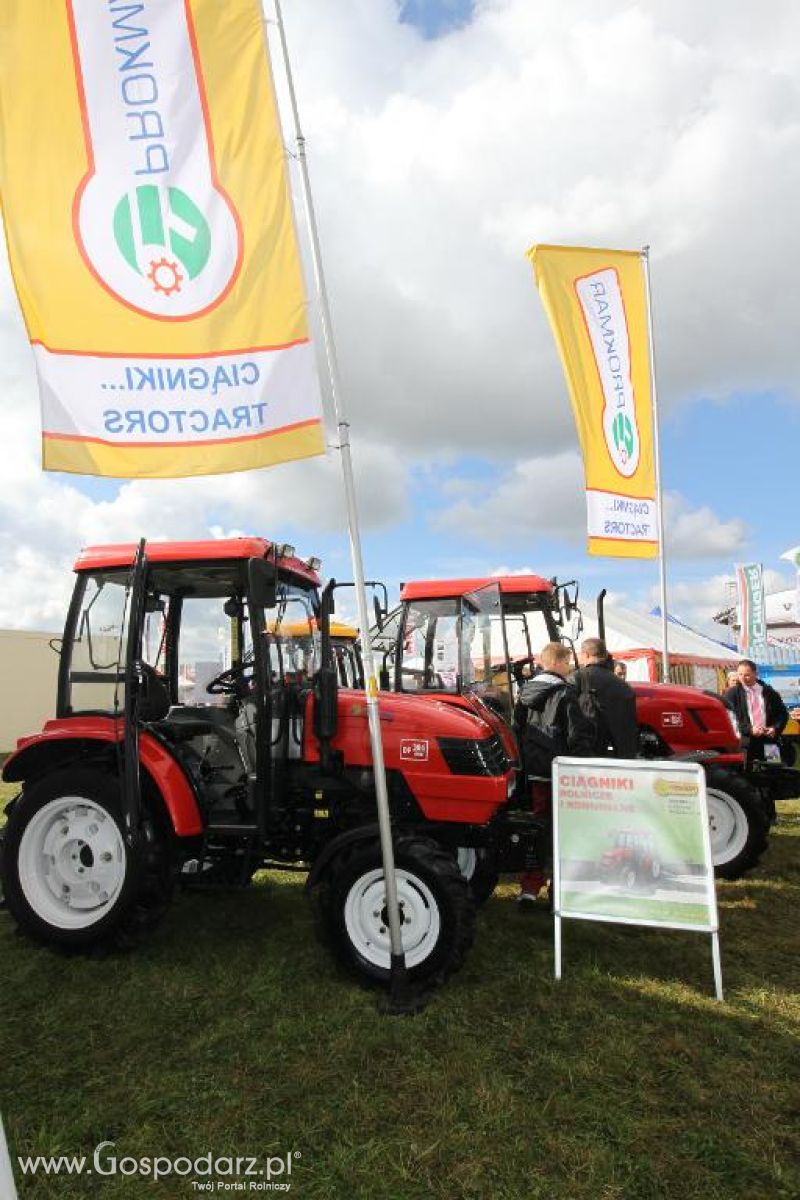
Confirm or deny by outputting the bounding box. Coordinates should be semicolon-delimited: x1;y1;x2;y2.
514;641;597;903
572;637;639;759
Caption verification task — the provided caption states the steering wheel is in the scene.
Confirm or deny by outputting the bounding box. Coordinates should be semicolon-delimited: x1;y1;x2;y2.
206;660;253;696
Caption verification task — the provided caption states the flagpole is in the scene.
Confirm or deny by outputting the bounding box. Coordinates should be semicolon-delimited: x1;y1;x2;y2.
271;0;412;1007
641;246;669;680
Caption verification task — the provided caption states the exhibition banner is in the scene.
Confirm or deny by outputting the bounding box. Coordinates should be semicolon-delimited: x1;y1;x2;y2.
528;245;657;559
552;758;717;932
735;563;768;654
0;0;325;478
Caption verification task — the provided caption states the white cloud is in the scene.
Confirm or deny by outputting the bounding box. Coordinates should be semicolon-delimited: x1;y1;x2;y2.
2;0;798;625
663;494;747;560
645;566;794;636
434;452;746;560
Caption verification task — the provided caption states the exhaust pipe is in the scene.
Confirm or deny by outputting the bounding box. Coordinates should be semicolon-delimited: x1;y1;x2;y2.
597;589;607;642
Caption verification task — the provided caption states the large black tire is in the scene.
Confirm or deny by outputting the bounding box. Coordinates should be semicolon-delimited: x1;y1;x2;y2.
320;835;476;987
705;766;770;880
455;846;500;904
1;768;173;952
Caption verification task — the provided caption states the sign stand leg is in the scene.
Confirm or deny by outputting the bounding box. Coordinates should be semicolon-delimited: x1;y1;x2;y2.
711;932;724;1002
0;1118;19;1200
554;914;562;980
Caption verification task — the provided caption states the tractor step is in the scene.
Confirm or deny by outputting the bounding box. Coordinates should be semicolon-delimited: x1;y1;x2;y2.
206;822;259;836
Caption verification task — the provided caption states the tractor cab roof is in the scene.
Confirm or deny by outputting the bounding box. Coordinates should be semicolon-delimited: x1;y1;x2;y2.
401;575;555;614
267;618;359;640
73;538;321;588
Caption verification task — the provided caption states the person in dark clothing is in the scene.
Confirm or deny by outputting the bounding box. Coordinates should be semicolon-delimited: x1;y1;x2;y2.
514;641;596;902
571;637;639;759
723;658;788;765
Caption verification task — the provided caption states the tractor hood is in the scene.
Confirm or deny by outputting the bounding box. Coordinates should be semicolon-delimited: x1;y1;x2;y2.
632;682;741;757
303;687;517;825
336;687;497;741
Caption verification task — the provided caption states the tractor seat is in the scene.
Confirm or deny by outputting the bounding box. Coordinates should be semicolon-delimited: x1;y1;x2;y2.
137;664;171;723
151;704;249;770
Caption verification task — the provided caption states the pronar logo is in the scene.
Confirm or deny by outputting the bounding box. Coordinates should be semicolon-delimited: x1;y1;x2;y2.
113;186;212;298
575;268;642;478
612;411;635;466
653;779;699;797
69;0;242;318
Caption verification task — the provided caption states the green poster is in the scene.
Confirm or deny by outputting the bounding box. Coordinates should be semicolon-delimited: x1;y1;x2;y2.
553;759;717;931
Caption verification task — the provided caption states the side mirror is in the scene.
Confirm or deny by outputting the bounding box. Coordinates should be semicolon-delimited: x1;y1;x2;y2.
248;558;277;610
373;595;384;631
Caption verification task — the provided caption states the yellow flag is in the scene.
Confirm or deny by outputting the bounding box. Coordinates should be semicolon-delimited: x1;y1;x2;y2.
528;245;657;559
0;0;325;478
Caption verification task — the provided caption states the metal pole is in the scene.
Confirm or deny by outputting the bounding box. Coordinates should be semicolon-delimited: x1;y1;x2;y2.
554;914;562;981
711;932;724;1002
641;246;669;681
270;0;409;994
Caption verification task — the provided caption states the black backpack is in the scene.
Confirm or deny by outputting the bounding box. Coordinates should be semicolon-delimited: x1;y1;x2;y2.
575;668;611;755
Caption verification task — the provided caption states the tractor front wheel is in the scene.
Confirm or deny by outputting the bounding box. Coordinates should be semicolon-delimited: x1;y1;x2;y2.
322;836;475;987
1;769;173;952
705;766;769;880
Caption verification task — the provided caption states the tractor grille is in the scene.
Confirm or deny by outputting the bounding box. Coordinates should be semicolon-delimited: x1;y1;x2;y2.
438;734;509;776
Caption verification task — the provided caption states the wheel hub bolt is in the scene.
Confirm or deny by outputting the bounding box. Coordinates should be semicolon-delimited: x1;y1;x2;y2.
100;852;113;863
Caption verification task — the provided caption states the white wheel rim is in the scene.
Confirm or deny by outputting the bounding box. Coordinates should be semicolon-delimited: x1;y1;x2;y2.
456;847;476;881
344;868;441;970
706;789;749;866
18;796;127;930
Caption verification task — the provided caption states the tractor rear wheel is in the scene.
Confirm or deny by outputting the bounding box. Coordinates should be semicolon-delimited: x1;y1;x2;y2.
1;769;173;952
705;766;769;880
455;846;500;904
322;836;475;987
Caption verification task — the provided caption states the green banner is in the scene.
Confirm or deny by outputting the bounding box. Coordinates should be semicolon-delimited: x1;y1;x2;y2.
553;760;717;931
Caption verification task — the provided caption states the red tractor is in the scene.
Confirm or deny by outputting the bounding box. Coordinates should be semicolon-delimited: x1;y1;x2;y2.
374;573;773;880
600;829;661;890
0;538;551;989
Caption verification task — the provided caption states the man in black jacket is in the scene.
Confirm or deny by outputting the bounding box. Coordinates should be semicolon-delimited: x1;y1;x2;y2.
514;641;596;902
723;659;788;764
571;637;639;759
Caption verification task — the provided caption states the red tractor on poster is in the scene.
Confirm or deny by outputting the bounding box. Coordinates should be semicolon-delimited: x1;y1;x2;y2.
599;829;662;890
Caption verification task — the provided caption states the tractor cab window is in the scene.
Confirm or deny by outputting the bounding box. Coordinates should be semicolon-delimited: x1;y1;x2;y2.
177;596;252;707
63;572;131;715
460;583;514;719
264;593;318;685
398;600;460;692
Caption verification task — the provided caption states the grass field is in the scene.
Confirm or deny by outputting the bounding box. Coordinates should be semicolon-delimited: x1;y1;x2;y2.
1;782;798;1200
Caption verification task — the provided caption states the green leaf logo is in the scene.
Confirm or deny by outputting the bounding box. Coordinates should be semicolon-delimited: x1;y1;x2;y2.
113;186;211;297
612;412;635;464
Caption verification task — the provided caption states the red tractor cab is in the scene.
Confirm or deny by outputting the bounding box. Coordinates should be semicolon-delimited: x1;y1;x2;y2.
379;574;772;880
1;539;550;988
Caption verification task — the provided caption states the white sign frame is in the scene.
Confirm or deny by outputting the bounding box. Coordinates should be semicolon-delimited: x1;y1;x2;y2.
552;757;723;1000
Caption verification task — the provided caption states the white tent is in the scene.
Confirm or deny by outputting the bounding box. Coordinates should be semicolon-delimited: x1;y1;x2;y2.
577;605;738;689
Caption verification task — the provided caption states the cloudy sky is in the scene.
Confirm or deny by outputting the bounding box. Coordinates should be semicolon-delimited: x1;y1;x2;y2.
1;0;798;636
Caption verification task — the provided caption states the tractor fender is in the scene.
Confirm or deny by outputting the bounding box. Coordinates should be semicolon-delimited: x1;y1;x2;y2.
305;823;381;893
2;720;203;837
